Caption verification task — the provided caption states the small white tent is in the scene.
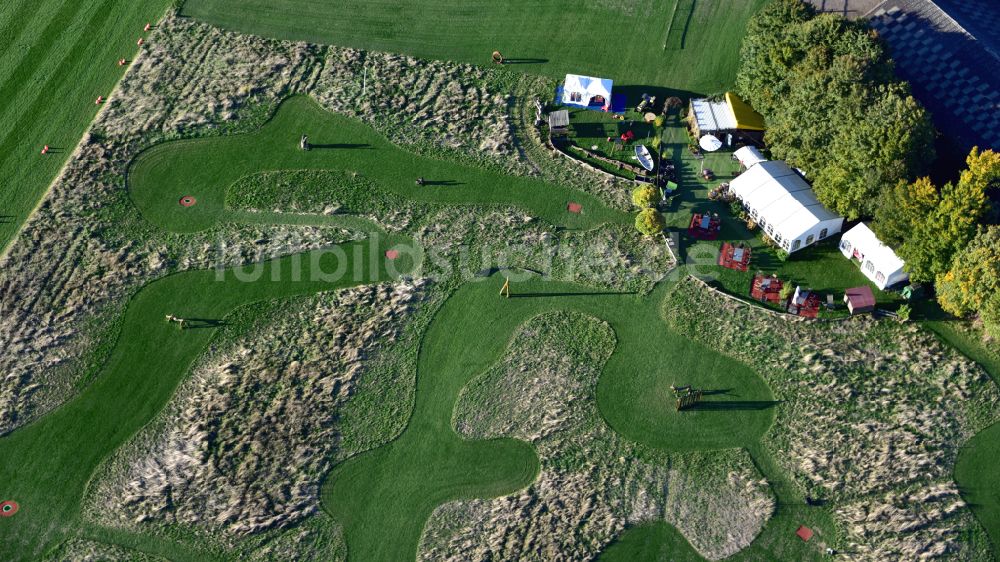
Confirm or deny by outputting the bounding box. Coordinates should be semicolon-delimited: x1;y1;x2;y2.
729;161;843;254
733;145;766;169
839;223;909;290
561;74;613;108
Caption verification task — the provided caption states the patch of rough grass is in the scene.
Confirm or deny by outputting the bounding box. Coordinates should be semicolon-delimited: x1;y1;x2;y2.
85;280;428;543
43;538;168;562
420;311;773;561
665;278;1000;561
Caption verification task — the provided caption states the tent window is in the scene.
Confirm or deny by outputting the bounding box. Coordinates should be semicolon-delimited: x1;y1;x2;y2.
840;240;851;252
819;228;828;240
876;272;885;284
864;261;875;273
792;239;801;251
806;234;815;246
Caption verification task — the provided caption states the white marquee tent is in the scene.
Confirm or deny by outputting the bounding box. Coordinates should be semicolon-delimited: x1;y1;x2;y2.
838;223;909;290
729;160;843;254
561;74;613;108
733;145;766;169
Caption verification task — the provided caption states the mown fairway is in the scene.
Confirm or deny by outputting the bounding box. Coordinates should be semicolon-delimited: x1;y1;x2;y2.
180;0;767;94
129;96;625;233
0;0;170;253
2;97;785;560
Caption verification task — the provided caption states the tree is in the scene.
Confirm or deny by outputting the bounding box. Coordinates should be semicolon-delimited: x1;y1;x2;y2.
736;4;934;219
812;85;934;219
873;177;938;249
736;0;815;116
632;185;658;208
936;226;1000;327
981;295;1000;340
876;148;998;282
635;208;666;236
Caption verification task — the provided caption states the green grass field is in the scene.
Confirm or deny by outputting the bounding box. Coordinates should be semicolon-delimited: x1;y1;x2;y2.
3;97;793;561
180;0;767;95
0;0;171;253
128;95;626;234
4;2;997;558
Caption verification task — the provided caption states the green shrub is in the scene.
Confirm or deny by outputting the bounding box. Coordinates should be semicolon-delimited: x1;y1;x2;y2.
632;185;658;208
635;208;666;236
780;283;795;301
728;200;745;219
897;303;912;322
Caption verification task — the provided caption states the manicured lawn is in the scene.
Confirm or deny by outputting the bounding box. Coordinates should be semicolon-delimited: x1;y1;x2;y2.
955;421;1000;556
181;0;768;95
129;95;627;234
5;97;779;561
0;0;171;253
598;522;703;561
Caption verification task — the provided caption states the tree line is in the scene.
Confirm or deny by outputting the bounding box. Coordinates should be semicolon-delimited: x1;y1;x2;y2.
736;0;998;337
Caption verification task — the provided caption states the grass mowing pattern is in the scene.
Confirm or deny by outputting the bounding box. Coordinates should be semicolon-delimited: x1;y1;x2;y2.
180;0;767;94
0;0;171;253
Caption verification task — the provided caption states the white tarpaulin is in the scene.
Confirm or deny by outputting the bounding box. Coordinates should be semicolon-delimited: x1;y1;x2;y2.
562;74;613;107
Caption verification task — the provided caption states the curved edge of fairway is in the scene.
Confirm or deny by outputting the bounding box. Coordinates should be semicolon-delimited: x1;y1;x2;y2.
594;280;778;452
318;272;781;561
954;420;1000;555
0;237;415;562
124;95;628;236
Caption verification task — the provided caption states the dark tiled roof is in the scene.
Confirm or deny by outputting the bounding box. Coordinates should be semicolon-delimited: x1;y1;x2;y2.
867;0;1000;151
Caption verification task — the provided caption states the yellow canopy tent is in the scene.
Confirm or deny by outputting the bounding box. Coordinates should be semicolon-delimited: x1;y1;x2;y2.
725;92;766;131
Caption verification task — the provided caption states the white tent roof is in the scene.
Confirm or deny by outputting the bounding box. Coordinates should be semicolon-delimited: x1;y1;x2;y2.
691;98;736;131
734;145;766;168
730;161;842;242
841;223;906;275
562;74;613;106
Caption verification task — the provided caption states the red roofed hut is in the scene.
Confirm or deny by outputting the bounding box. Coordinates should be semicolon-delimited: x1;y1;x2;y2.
844;286;876;315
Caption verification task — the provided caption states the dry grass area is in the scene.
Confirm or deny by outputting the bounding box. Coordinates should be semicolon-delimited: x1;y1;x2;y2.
43;538;167;562
665;278;1000;560
85;280;427;539
419;311;773;561
0;15;353;437
0;10;635;438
